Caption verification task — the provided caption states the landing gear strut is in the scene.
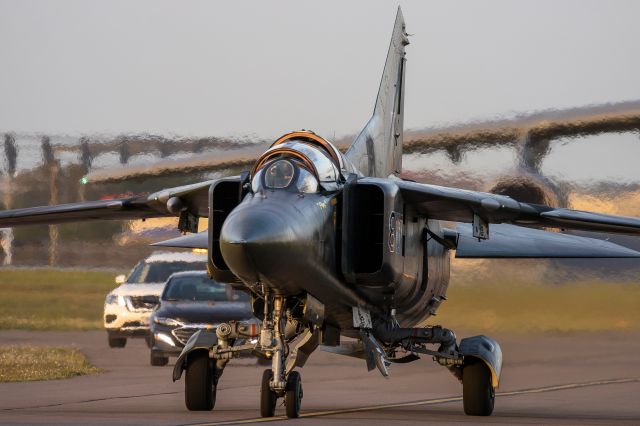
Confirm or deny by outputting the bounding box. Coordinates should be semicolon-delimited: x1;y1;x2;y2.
258;293;304;418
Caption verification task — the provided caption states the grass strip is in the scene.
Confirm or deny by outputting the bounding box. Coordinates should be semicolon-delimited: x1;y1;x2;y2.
0;268;117;330
430;280;640;333
0;345;100;382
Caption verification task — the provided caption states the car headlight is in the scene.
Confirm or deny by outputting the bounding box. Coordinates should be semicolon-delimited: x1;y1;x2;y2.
105;294;127;307
154;332;176;347
153;316;183;327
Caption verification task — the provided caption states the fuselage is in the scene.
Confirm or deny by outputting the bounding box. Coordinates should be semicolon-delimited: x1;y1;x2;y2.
218;131;450;333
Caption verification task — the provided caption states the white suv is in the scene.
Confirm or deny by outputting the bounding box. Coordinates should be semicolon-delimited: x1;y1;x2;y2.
103;251;207;348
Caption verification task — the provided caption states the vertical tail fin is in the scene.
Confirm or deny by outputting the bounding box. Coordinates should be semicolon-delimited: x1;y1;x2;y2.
346;7;409;178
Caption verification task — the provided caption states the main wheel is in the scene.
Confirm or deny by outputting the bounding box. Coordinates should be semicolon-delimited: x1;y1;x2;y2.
150;352;169;367
185;351;216;411
260;368;277;417
285;371;302;418
462;358;495;416
108;335;126;348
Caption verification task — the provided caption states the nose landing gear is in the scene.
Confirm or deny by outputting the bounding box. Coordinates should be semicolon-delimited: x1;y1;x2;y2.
258;294;304;419
175;291;310;419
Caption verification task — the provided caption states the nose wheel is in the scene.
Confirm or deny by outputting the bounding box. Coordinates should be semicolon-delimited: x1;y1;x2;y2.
260;369;277;417
259;368;304;418
285;371;303;418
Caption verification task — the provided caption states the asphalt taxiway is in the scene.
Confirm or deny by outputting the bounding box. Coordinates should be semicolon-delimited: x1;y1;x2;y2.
1;330;639;425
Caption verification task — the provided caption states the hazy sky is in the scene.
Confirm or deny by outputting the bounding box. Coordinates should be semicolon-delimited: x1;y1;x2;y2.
1;0;639;139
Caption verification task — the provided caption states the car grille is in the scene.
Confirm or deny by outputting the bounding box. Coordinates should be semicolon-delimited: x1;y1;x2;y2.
172;327;201;345
122;321;144;328
128;295;159;311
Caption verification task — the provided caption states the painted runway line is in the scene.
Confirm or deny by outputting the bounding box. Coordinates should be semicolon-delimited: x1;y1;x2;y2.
186;377;640;426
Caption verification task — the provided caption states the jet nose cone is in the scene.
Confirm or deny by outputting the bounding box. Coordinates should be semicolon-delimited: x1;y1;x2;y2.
220;208;295;283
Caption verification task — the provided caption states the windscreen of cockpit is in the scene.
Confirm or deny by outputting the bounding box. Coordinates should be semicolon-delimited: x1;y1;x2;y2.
252;158;319;194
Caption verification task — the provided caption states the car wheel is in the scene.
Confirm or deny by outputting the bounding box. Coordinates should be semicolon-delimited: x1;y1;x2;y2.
108;335;126;348
150;352;169;367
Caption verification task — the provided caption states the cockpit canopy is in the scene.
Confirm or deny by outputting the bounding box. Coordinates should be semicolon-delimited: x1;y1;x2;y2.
251;158;319;194
251;131;357;193
264;160;294;189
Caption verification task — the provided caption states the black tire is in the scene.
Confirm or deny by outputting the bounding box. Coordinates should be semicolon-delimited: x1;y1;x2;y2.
150;352;169;367
185;351;216;411
108;335;126;348
260;369;277;418
462;358;495;416
285;371;302;419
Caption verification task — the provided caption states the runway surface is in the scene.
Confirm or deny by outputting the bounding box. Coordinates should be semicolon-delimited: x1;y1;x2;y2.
1;329;639;425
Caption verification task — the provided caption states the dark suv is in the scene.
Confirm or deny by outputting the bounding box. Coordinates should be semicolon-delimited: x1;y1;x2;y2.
148;271;256;366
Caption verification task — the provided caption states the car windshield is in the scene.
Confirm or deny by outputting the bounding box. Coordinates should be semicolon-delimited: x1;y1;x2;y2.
127;261;206;284
162;275;250;302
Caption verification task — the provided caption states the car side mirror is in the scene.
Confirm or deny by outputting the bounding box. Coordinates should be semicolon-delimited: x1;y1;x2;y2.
115;274;126;285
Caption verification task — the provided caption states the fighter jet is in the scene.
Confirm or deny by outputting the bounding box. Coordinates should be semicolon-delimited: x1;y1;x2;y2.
2;7;640;418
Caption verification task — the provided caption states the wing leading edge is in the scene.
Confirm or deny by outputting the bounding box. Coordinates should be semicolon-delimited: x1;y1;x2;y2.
0;179;217;228
390;179;640;235
446;224;640;258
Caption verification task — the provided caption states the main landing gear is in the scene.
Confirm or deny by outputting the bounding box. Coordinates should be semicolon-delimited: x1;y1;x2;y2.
363;321;502;417
185;351;217;411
